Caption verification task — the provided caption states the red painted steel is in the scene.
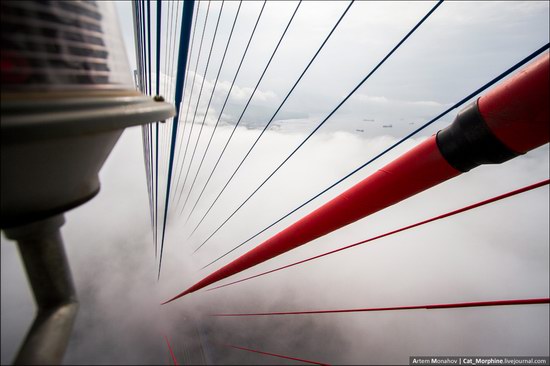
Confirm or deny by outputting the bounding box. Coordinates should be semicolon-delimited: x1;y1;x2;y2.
225;344;329;365
164;335;179;366
164;136;460;303
479;53;549;154
212;298;550;317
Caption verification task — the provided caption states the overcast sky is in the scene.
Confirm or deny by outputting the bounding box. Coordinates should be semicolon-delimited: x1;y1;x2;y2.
1;1;549;365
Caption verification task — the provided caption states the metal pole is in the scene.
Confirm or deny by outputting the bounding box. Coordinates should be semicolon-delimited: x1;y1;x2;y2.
4;215;78;365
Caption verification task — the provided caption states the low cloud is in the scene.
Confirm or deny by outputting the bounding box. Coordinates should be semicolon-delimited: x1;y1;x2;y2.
1;119;548;364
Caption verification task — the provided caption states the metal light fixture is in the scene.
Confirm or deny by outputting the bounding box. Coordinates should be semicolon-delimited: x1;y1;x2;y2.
1;1;175;364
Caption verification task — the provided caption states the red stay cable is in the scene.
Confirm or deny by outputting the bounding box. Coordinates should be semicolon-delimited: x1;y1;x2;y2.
212;298;550;317
206;179;549;292
163;335;179;366
224;344;329;365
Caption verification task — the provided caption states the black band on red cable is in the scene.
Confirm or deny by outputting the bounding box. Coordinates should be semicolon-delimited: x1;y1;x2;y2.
436;100;519;172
